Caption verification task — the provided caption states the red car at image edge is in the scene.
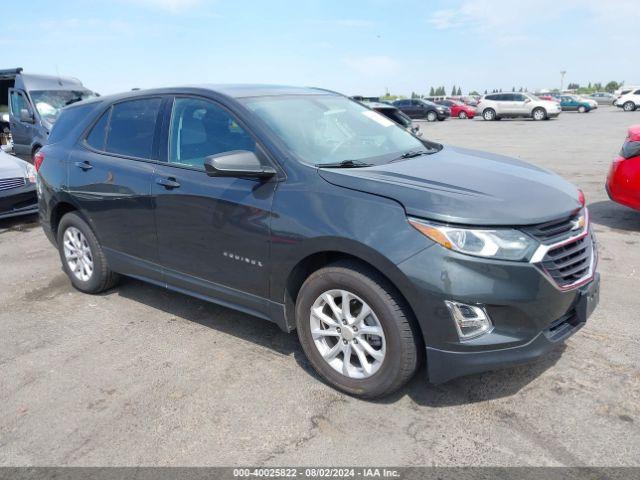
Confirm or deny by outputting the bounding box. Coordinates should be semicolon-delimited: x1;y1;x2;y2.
436;99;476;119
607;125;640;210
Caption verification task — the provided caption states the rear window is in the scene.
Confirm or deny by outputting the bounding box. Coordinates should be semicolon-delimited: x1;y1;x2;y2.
47;104;94;144
85;109;110;151
104;98;162;159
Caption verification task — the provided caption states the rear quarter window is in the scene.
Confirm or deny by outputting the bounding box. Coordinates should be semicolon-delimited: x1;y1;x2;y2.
46;104;94;144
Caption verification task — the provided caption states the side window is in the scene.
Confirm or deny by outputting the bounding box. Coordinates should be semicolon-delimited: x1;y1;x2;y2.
10;91;30;117
485;95;496;101
514;94;526;101
411;100;421;106
634;90;640;95
105;98;162;159
85;108;111;151
168;97;256;170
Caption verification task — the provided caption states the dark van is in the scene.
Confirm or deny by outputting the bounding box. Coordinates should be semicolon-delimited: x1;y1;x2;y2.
0;68;94;162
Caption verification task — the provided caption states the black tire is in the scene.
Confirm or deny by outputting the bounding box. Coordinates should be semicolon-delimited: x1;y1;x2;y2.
426;111;438;122
532;107;547;121
482;108;496;121
295;261;421;398
623;102;636;112
57;212;119;293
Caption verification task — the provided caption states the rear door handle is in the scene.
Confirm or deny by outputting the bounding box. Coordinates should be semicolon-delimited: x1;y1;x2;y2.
74;161;93;171
155;177;180;189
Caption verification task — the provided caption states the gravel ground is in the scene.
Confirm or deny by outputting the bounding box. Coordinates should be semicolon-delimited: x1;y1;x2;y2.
1;106;639;466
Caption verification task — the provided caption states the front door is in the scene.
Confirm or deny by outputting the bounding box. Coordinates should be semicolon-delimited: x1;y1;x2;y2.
67;97;163;280
8;89;36;160
152;96;277;312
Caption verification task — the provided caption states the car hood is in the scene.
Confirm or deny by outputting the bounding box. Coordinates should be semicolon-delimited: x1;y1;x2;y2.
0;151;28;179
318;145;581;226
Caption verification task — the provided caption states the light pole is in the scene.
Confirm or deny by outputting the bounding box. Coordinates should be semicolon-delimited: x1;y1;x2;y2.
560;70;566;92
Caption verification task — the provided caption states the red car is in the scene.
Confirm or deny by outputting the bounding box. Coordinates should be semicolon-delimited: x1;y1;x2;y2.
435;99;476;119
607;125;640;210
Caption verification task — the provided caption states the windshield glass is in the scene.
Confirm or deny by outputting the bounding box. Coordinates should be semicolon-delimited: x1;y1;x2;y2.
242;95;427;166
30;90;95;123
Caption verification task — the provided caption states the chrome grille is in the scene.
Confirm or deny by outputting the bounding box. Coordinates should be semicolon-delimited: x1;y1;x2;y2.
525;210;582;243
541;234;594;288
0;177;26;191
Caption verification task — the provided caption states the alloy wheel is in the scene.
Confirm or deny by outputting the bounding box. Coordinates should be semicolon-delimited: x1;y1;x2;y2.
309;289;386;379
624;102;635;112
533;109;545;120
458;111;467;119
63;227;94;282
427;112;437;122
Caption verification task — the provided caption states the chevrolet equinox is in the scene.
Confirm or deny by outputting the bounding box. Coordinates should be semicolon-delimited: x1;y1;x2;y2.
36;85;600;398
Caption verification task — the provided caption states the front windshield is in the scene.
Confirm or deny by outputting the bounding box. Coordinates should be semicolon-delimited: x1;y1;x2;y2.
30;90;95;123
242;95;427;166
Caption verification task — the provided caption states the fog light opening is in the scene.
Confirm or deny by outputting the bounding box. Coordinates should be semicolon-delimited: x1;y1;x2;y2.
444;301;493;340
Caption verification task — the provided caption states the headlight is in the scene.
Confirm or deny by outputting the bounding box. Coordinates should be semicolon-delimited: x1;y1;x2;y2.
408;218;538;261
24;162;37;184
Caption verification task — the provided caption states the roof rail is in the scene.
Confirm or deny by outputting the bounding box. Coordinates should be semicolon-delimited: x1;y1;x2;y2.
0;68;23;76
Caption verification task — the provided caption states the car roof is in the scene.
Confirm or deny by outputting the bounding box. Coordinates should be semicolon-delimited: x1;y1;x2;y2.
67;84;340;110
18;73;89;92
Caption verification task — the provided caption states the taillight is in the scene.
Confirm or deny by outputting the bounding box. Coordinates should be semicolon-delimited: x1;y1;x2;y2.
621;125;640;159
34;151;45;172
578;189;586;207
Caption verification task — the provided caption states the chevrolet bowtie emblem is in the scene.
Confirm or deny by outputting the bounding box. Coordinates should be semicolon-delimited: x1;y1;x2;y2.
571;215;585;231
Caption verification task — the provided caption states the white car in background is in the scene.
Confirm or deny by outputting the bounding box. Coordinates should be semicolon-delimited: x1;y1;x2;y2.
477;92;561;120
615;88;640;111
613;85;640;106
0;150;38;220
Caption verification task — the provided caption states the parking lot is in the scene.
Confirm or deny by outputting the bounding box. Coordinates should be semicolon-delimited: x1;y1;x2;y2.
1;106;639;466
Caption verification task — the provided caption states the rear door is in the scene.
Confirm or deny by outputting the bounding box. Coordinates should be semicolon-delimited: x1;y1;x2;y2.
152;95;277;309
8;89;36;159
67;97;163;280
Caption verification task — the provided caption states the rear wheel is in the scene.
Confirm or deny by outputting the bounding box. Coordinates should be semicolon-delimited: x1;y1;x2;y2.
426;111;437;122
295;261;420;398
458;111;468;119
482;108;496;121
532;107;546;121
623;101;636;112
57;212;119;293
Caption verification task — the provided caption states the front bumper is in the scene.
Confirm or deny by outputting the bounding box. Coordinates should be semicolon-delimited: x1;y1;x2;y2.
0;183;38;220
397;231;599;384
426;273;599;383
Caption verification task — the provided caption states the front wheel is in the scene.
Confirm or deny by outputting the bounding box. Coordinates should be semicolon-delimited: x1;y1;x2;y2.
623;102;636;112
295;262;420;398
458;111;468;119
532;107;546;121
578;105;587;113
57;212;119;293
426;111;438;122
482;108;496;121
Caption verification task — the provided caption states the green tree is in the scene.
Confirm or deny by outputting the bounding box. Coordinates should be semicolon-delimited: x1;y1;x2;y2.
457;86;462;95
451;84;457;96
469;90;480;96
567;82;580;90
512;86;515;92
484;89;488;94
605;81;621;92
429;86;435;96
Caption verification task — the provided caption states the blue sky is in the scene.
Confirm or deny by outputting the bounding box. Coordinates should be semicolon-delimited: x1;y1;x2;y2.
4;0;638;96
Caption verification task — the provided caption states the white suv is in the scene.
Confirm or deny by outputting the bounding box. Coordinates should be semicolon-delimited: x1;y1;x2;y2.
615;88;640;111
477;93;561;121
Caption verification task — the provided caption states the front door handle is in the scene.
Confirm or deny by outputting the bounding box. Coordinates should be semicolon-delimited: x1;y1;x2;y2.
155;177;181;189
74;161;93;171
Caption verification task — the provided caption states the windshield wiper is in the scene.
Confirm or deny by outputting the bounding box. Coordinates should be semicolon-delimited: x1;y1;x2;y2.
399;150;430;159
316;159;373;168
64;97;83;106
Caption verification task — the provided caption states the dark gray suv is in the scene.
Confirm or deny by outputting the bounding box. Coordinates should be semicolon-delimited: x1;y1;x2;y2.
36;85;599;398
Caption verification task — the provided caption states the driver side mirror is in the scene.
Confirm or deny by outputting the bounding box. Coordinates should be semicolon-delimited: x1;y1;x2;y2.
19;108;34;123
204;150;277;179
524;98;531;103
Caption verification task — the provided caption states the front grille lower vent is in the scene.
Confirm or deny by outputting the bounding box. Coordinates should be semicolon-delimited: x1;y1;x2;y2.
0;177;26;191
